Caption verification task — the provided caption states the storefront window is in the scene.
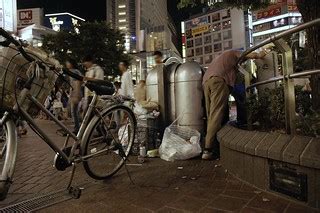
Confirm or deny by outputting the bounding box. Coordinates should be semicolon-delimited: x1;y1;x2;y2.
204;45;213;54
187;49;194;57
195;47;203;56
204;35;212;44
213;33;221;42
222;20;231;29
290;16;302;25
214;43;222;52
212;13;220;22
186;29;193;39
212;23;221;32
224;41;232;50
222;9;231;19
253;22;271;33
223;30;232;40
195;37;203;46
204;55;213;64
187;40;194;48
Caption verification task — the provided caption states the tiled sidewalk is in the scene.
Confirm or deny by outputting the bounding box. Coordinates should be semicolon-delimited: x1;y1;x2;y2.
0;120;318;212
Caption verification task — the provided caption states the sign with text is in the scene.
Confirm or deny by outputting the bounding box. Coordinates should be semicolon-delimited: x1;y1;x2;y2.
44;13;85;32
17;8;43;29
192;25;209;36
256;6;282;20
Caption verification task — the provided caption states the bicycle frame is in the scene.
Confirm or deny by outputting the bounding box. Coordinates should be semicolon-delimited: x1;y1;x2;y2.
14;86;99;165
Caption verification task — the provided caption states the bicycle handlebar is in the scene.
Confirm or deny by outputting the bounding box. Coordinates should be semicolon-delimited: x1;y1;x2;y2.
0;28;34;62
62;68;84;81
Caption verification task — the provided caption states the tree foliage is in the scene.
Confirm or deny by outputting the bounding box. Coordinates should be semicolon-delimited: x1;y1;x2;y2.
42;22;130;77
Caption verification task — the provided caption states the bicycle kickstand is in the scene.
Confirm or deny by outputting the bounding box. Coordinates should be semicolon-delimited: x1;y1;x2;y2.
66;163;82;199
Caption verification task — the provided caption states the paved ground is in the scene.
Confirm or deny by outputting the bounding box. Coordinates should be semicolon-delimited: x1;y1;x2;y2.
0;120;318;212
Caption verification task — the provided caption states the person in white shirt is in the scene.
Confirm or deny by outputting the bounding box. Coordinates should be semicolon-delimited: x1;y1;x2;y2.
82;55;104;115
119;61;134;98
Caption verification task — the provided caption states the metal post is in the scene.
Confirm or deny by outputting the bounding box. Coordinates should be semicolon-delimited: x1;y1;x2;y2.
157;64;167;130
274;39;296;134
239;61;253;130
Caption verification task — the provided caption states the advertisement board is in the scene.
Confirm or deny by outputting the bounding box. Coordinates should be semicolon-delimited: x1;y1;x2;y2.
0;0;17;32
256;6;282;20
44;13;85;32
17;8;43;29
192;25;209;36
185;16;208;29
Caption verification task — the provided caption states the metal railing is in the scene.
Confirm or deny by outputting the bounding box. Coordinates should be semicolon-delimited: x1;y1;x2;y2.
237;18;320;134
238;18;320;63
247;69;320;90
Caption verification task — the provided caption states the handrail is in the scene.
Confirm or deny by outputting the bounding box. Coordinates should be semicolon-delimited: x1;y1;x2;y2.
247;69;320;90
238;18;320;63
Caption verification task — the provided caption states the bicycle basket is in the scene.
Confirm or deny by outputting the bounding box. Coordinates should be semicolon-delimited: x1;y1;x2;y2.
0;46;59;116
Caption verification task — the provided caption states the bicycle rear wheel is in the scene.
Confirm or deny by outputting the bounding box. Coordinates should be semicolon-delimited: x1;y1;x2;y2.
0;114;18;200
82;105;136;180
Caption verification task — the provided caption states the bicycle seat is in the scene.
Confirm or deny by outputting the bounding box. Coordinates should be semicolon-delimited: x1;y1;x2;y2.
85;80;115;96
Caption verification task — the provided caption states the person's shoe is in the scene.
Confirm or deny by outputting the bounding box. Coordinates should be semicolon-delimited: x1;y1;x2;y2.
202;151;213;160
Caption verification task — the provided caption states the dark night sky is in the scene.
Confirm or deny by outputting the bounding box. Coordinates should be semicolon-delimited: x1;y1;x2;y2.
17;0;202;52
17;0;189;23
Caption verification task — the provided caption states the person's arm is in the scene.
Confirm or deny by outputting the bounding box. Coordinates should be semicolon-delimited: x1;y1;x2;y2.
96;67;104;80
120;76;127;96
246;48;270;60
127;74;134;98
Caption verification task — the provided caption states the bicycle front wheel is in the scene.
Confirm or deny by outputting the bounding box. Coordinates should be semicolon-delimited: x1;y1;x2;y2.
0;114;18;200
82;105;136;180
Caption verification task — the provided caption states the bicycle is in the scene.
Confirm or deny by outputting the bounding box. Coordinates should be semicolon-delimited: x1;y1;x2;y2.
0;28;137;200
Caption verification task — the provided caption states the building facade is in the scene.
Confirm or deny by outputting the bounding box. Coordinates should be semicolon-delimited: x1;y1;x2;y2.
16;10;84;48
18;24;56;47
252;0;302;45
17;8;44;30
106;0;180;80
0;0;17;33
106;0;169;53
181;8;250;68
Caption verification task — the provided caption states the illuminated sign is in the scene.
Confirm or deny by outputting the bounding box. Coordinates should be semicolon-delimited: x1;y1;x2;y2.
0;0;17;32
186;16;208;29
44;12;85;32
49;17;64;31
288;4;298;11
257;7;281;20
207;0;223;7
19;10;32;20
192;25;209;36
17;8;43;29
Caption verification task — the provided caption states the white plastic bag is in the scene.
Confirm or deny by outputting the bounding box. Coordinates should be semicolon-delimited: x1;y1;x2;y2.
159;122;201;162
134;103;148;115
118;125;129;146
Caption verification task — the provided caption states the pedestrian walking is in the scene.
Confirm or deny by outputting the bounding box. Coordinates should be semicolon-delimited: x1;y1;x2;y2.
52;87;63;120
113;81;122;96
202;48;271;160
66;59;83;134
119;61;134;98
82;55;104;115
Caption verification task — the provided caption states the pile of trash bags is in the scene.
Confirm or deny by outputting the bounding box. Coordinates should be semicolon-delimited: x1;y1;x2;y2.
159;119;202;162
